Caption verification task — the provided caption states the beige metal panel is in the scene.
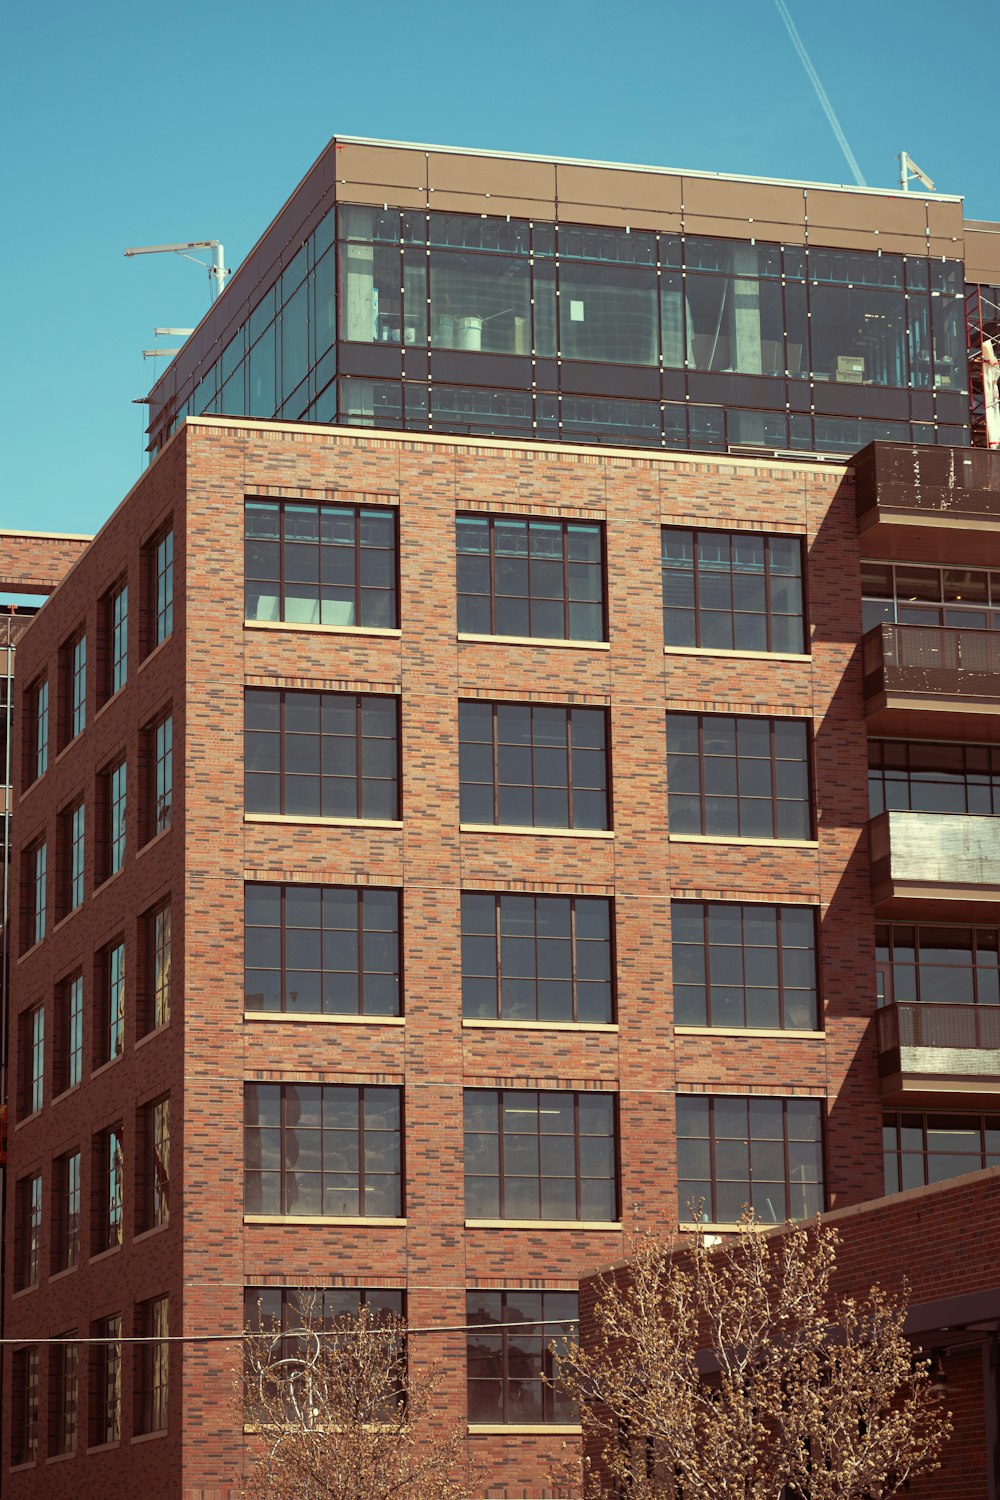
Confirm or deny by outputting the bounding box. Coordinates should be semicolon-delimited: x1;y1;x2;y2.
426;190;556;219
868;231;934;255
928;238;963;260
804;227;883;252
682;177;806;227
337;182;427;210
964;225;1000;285
810;189;928;237
926;198;965;243
335;143;427;190
680;214;807;245
556;163;683;213
557;201;682;233
427;151;557;205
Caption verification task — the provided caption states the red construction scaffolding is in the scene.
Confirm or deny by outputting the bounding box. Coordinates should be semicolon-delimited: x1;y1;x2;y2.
966;283;1000;448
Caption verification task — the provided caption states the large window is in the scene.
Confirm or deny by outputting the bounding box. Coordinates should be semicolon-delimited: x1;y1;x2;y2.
90;1314;122;1446
48;1337;79;1458
671;901;818;1030
876;923;1000;1008
21;1003;44;1116
869;740;1000;817
102;758;127;878
10;1347;39;1466
52;1150;81;1273
461;893;613;1024
459;701;608;830
464;1089;617;1222
141;1096;170;1230
134;1296;169;1434
25;839;47;949
677;1095;824;1224
667;713;812;840
883;1111;1000;1193
144;902;172;1032
55;972;83;1094
245;689;399;821
64;629;87;742
62;799;85;914
146;711;173;838
456;515;604;641
28;677;48;782
245;883;400;1016
662;528;805;654
862;561;1000;634
245;500;397;629
245;1286;403;1338
95;1127;123;1252
151;526;174;646
244;1083;402;1218
98;940;125;1064
106;581;128;697
466;1290;577;1425
14;1174;42;1290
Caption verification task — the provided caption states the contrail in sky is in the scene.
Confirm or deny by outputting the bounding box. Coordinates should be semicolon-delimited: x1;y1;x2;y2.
773;0;867;187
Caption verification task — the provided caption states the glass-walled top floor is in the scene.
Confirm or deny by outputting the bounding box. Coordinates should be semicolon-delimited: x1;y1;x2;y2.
153;203;972;459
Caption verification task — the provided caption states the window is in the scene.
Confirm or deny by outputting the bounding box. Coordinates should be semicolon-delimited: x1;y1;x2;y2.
52;1150;81;1272
10;1347;39;1465
676;1095;824;1224
25;839;47;949
48;1337;79;1457
144;902;172;1032
245;499;398;628
62;798;85;914
55;972;83;1094
106;581;128;697
883;1111;1000;1194
671;902;818;1030
20;1003;44;1116
868;740;1000;817
467;1290;577;1425
94;1127;123;1252
245;690;399;820
244;1083;402;1218
146;711;172;838
245;1286;404;1339
151;526;174;645
662;528;805;654
458;701;609;830
98;940;125;1064
27;677;48;782
876;922;1000;1008
456;515;604;642
667;713;812;840
245;883;400;1016
140;1097;170;1230
101;758;127;878
464;1089;617;1221
861;561;1000;634
63;629;87;742
90;1314;122;1446
134;1296;169;1434
461;892;613;1023
14;1174;42;1290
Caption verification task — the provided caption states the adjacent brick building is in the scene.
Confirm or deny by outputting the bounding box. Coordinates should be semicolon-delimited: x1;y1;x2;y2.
3;137;1000;1498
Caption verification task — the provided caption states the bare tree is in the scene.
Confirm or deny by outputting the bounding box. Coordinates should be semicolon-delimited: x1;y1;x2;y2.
552;1216;951;1499
241;1299;477;1500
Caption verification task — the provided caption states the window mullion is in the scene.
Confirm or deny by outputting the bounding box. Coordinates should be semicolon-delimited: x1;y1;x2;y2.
356;890;364;1016
496;1091;505;1217
495;895;503;1021
354;511;362;628
489;520;497;636
356;696;363;819
565;710;574;828
492;707;500;826
358;1088;365;1212
568;898;577;1023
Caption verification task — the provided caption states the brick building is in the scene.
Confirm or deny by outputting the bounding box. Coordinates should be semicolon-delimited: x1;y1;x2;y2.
3;138;1000;1498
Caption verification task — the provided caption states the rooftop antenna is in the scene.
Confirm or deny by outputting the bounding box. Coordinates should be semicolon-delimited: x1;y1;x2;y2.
772;0;867;188
123;240;230;302
898;151;935;192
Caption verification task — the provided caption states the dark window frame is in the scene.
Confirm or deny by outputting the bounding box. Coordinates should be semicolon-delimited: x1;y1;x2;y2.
868;740;1000;817
27;677;48;784
149;525;174;648
103;578;128;701
24;838;47;950
48;1335;79;1458
89;1313;122;1446
876;921;1000;1009
456;512;606;643
670;900;819;1031
134;1295;169;1435
94;1126;124;1253
245;498;399;630
245;689;401;822
96;939;125;1065
666;712;813;841
461;891;614;1024
142;901;172;1034
466;1288;578;1425
20;1002;44;1117
458;700;610;831
52;1149;81;1273
662;526;806;655
145;709;173;840
55;970;83;1095
676;1094;825;1225
61;797;85;915
10;1346;39;1466
244;882;401;1017
244;1083;404;1219
62;627;87;745
100;756;127;879
14;1173;42;1290
463;1087;619;1223
140;1095;170;1231
883;1110;1000;1194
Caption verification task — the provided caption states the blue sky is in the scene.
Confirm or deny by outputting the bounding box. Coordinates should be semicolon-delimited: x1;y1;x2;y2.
2;0;993;540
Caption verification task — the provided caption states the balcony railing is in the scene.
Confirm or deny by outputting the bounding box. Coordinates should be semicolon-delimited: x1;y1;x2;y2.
869;809;1000;893
855;442;1000;524
862;623;1000;704
877;1001;1000;1085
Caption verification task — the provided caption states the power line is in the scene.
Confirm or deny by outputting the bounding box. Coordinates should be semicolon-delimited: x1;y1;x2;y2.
773;0;867;188
0;1317;580;1347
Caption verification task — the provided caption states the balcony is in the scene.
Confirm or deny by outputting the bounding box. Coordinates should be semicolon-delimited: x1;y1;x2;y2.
869;810;1000;917
876;1002;1000;1101
855;442;1000;564
862;623;1000;741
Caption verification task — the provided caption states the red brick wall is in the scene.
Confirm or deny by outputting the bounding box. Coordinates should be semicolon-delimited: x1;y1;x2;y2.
4;415;886;1499
0;531;90;596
